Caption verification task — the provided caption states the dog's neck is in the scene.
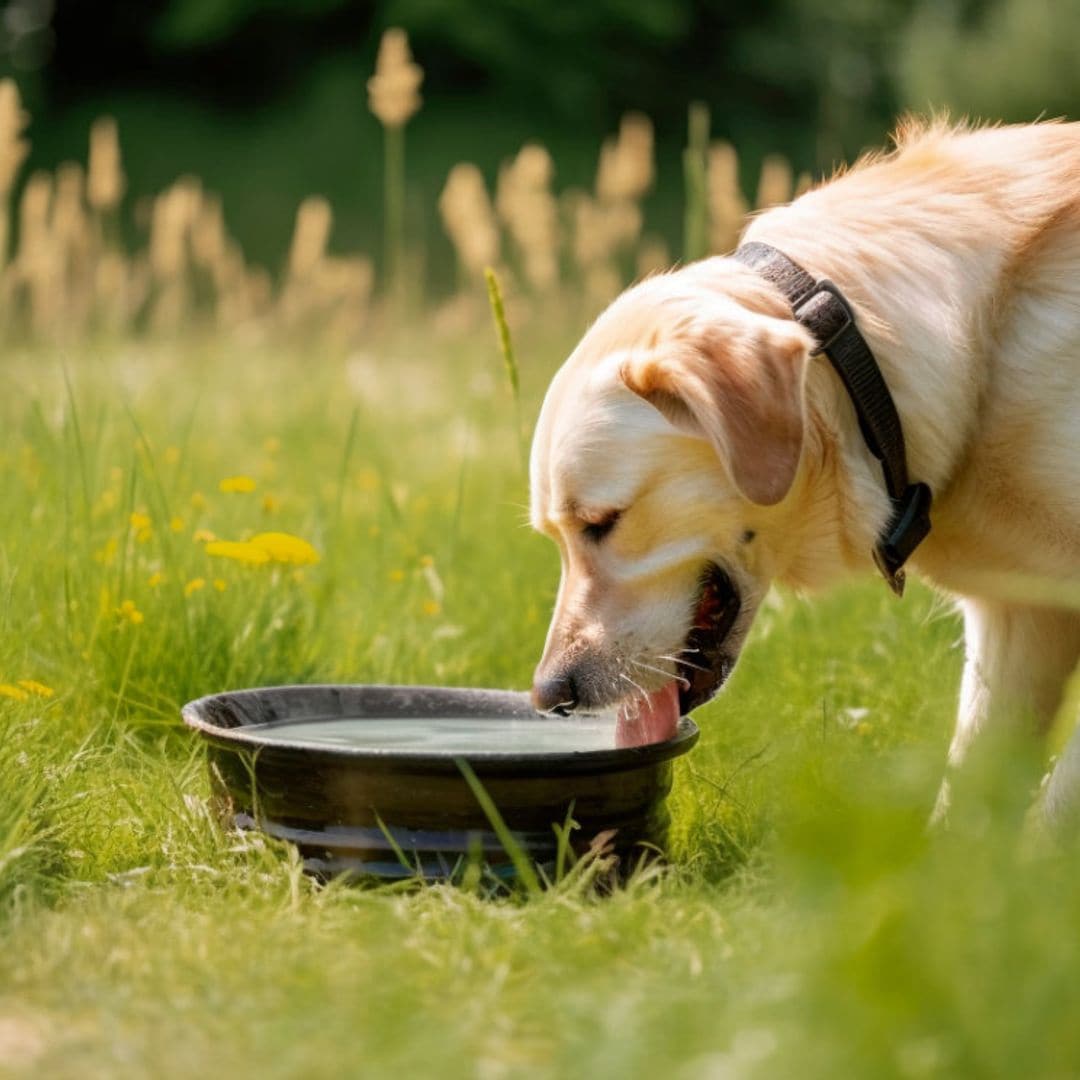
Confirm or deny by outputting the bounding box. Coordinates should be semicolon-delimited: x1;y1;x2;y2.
741;191;1013;591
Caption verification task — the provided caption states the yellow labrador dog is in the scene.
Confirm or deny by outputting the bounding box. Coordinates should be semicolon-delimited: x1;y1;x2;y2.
529;120;1080;816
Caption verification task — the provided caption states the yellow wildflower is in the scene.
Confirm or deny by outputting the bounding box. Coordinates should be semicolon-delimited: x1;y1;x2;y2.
0;683;29;701
94;537;119;566
213;578;228;592
193;528;217;544
169;516;185;533
248;532;320;566
219;475;257;493
164;446;181;465
389;568;406;583
204;540;271;565
117;599;144;625
18;680;54;698
184;578;206;597
261;493;280;515
130;511;153;543
190;491;207;510
421;599;441;616
148;571;165;588
419;554;434;568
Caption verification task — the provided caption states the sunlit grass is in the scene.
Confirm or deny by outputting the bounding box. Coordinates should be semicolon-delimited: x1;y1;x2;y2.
2;338;1079;1077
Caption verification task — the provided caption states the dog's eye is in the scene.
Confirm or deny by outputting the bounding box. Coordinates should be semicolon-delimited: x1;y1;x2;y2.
582;511;621;543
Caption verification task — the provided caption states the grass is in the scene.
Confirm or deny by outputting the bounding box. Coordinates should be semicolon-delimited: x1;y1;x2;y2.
3;329;1080;1078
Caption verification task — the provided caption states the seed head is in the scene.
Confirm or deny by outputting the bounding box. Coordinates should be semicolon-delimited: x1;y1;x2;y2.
708;140;748;253
438;163;499;278
367;28;423;128
756;153;793;210
0;78;29;196
87;116;125;211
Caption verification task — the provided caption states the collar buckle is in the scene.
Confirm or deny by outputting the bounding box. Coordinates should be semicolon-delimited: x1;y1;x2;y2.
872;483;933;597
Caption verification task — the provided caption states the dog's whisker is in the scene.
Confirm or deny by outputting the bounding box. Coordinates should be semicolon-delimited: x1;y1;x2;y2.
657;653;710;674
632;658;690;690
619;672;649;703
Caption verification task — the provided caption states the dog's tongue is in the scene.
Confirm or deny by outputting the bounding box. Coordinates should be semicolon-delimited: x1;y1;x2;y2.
615;681;680;748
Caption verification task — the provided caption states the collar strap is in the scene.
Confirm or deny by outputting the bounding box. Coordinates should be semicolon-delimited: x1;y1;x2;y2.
734;240;932;596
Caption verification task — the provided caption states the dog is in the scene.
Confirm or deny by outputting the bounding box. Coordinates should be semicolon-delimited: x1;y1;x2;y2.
529;119;1080;819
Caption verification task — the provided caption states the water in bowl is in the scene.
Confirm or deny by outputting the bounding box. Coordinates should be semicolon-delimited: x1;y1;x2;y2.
243;714;622;754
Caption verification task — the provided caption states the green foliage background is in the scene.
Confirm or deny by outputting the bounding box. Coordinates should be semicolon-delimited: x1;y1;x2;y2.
5;0;1077;278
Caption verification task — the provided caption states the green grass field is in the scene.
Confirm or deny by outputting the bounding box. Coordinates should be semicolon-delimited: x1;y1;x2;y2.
3;333;1080;1078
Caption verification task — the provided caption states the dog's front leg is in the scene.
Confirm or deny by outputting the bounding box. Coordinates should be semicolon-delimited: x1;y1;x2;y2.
933;599;1080;824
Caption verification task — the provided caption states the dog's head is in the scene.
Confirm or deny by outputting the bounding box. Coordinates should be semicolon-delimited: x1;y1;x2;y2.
529;258;816;736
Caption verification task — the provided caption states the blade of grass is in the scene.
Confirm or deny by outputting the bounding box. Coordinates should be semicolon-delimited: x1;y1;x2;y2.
456;757;541;896
484;267;525;471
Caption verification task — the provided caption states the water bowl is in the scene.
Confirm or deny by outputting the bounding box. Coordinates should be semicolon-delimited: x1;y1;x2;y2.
182;684;699;881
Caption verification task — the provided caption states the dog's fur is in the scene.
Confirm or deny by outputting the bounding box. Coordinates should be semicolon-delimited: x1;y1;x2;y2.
530;119;1080;819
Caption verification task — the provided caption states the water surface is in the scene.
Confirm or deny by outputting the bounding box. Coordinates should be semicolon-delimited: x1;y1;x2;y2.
244;714;620;754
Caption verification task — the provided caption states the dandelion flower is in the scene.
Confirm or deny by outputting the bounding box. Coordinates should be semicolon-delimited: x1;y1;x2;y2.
184;578;206;597
0;683;29;701
18;680;54;698
389;568;406;583
219;475;256;494
213;578;227;592
261;493;280;515
169;516;185;533
190;491;207;510
129;511;153;543
249;532;319;566
148;571;165;588
192;528;217;544
204;540;271;565
117;599;144;625
421;599;441;616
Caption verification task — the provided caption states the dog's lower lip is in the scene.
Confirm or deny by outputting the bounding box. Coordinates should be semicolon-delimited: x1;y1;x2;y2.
676;565;741;715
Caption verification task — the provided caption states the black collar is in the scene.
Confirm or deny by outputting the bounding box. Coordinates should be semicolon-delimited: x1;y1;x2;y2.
734;240;932;596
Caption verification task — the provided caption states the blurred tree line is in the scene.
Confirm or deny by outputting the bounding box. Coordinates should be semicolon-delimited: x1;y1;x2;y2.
2;0;1076;276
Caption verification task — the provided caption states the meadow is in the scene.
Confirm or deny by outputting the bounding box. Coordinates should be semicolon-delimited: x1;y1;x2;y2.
4;40;1080;1079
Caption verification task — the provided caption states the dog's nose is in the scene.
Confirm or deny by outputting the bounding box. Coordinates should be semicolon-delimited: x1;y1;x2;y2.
531;671;578;715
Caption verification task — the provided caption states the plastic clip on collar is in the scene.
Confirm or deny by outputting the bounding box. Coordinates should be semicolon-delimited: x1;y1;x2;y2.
734;241;932;596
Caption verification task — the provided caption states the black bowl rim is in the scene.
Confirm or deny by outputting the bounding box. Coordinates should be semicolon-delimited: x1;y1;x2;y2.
181;683;699;775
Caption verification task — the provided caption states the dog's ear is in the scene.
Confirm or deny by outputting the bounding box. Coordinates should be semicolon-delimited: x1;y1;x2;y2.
620;318;813;506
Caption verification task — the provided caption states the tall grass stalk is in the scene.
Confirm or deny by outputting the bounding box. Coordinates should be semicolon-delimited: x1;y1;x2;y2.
383;124;406;312
683;101;710;263
484;266;525;470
